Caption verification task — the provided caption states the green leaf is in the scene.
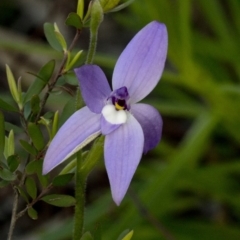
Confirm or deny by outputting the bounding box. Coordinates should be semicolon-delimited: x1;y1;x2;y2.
4;130;15;159
54;23;67;51
41;194;76;207
0;168;16;181
16;186;29;203
63;72;79;85
25;176;37;199
0;111;5;155
27;207;38;220
19;140;37;156
24;60;55;103
5;122;23;134
28;123;45;151
59;98;75;127
31;95;40;114
80;232;94;240
26;160;40;174
7;155;20;172
26;160;49;187
0;98;18;112
44;23;62;51
5;65;21;105
52;173;74;187
121;230;134;240
65;12;83;29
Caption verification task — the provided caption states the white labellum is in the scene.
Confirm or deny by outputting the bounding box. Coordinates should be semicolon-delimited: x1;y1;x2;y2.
102;105;127;124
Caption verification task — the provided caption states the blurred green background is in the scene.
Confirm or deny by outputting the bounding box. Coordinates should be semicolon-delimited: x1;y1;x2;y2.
1;0;240;239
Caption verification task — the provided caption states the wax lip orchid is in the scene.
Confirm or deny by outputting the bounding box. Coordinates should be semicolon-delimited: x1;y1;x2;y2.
43;21;168;205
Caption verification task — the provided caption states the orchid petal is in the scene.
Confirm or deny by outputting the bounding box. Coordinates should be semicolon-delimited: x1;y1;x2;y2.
104;113;144;205
112;21;168;103
74;65;111;113
101;115;121;135
131;103;163;153
43;107;101;174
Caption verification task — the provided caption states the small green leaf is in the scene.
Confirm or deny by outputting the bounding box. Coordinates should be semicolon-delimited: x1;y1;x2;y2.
16;186;29;203
65;51;83;72
63;72;79;85
7;155;20;172
5;122;23;134
26;160;40;174
28;123;45;151
24;60;55;103
121;230;134;240
44;23;63;51
41;194;76;207
19;140;37;156
65;12;83;29
0;111;5;155
0;168;16;181
6;65;21;105
0;98;18;112
31;95;40;114
4;130;15;159
52;173;74;187
59;98;76;127
80;232;94;240
27;207;38;220
25;176;37;199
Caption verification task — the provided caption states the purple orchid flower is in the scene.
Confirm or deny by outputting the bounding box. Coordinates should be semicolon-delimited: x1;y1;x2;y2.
43;21;168;205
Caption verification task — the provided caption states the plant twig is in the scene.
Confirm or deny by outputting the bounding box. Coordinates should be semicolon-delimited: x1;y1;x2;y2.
35;29;81;122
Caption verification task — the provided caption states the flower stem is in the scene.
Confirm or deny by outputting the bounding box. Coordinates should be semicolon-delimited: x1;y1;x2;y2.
73;151;85;239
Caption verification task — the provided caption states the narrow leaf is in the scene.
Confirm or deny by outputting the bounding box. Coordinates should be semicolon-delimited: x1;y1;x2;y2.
6;65;20;104
24;60;55;103
41;194;76;207
19;140;37;156
7;155;20;172
27;207;38;220
25;176;37;199
0;168;16;181
28;123;45;151
0;98;18;112
44;23;62;51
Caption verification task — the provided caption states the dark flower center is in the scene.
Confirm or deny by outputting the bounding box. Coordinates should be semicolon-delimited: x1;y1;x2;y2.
110;86;129;111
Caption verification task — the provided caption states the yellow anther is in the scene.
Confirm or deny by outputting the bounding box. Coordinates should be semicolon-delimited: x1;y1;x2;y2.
115;102;124;110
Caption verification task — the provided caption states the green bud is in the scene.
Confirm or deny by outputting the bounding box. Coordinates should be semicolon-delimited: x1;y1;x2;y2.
91;0;104;29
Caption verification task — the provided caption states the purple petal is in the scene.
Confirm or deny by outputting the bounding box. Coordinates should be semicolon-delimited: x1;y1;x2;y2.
104;113;144;205
112;21;168;103
74;65;111;113
131;103;163;153
43;107;101;174
101;115;121;135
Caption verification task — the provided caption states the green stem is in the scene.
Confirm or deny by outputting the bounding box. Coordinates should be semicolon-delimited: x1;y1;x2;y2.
73;151;85;239
85;30;98;64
